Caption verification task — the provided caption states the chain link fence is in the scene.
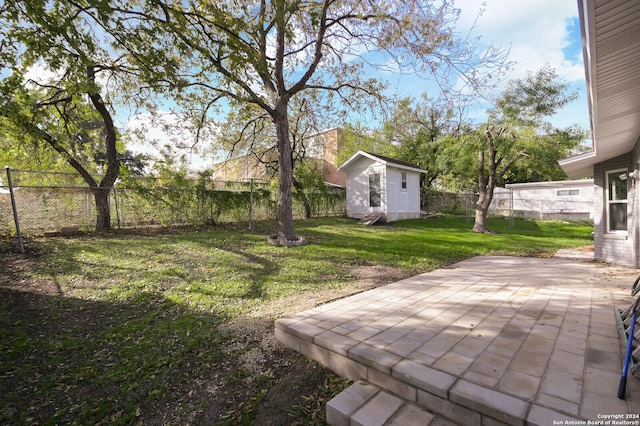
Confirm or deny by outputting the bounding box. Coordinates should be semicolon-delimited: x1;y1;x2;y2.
424;189;593;221
423;190;476;216
2;167;593;240
489;190;593;220
1;168;346;236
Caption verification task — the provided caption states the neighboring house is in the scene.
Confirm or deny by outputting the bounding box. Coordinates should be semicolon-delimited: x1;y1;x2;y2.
210;127;346;187
559;0;640;267
337;151;427;222
491;180;594;220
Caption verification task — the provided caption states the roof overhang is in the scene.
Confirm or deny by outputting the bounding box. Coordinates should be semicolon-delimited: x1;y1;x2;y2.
505;178;594;190
337;150;428;174
560;0;640;179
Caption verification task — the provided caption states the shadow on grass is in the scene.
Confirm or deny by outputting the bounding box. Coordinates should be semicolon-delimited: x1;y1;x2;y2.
0;216;595;424
0;285;236;425
26;231;282;304
0;247;344;426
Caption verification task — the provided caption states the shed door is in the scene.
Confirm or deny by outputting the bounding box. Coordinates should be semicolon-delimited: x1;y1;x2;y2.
369;173;381;211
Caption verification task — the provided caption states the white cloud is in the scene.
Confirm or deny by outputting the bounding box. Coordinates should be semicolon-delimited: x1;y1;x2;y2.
386;0;589;129
126;111;220;172
23;63;61;86
457;0;583;82
460;0;589;128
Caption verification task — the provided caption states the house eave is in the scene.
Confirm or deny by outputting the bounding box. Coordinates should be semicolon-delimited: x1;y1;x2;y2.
560;0;640;181
558;151;598;180
505;178;594;190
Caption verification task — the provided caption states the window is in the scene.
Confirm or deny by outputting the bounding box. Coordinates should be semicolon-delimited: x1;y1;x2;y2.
556;189;580;197
369;173;381;208
401;172;407;190
607;170;628;232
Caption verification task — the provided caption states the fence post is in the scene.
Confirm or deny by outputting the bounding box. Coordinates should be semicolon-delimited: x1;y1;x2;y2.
509;189;514;229
248;178;254;231
113;185;121;228
5;167;25;253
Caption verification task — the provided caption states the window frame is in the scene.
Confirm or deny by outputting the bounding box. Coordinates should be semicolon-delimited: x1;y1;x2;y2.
606;168;628;233
368;172;381;209
556;188;580;197
401;172;407;191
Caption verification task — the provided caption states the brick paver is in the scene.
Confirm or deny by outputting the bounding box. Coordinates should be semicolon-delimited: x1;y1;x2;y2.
275;253;640;425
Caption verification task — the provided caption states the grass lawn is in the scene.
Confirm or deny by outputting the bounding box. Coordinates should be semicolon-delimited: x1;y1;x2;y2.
0;216;593;425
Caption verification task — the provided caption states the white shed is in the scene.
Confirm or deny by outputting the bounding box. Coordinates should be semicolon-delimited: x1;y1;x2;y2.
337;151;427;222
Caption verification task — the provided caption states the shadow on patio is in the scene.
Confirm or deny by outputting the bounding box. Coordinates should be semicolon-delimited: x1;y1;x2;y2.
275;251;640;426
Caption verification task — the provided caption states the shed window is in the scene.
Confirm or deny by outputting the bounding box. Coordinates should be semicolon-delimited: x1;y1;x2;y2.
401;172;407;190
556;189;580;197
607;170;628;232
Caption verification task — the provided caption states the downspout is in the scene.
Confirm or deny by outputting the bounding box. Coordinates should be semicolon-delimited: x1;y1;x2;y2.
633;164;639;268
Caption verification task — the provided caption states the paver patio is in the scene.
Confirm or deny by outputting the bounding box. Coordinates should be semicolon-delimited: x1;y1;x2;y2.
275;250;640;425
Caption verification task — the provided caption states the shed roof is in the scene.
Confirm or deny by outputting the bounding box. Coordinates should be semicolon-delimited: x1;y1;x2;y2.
337;150;427;174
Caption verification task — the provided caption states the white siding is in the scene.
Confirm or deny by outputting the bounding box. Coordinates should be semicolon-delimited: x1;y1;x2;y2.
386;167;421;215
344;157;386;218
491;180;594;219
340;152;425;222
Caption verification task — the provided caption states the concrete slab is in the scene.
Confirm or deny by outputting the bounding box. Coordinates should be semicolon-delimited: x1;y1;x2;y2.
275;251;640;425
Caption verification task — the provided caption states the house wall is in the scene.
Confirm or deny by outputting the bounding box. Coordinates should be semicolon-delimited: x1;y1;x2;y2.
344;157;386;219
386;167;421;221
210;154;269;186
631;137;640;268
210;128;346;187
593;152;635;266
320;128;346;187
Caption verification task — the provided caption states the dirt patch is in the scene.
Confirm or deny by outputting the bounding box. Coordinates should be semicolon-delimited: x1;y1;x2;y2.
349;264;414;288
247;265;415;320
212;264;412;424
0;251;58;295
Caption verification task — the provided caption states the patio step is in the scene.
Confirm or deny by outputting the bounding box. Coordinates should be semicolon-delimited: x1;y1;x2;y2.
275;254;639;425
276;318;531;426
326;380;459;426
277;314;583;426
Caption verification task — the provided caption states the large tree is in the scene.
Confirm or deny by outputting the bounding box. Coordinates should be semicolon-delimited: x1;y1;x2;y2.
0;0;137;232
89;0;507;244
441;66;584;233
216;93;337;219
381;95;472;189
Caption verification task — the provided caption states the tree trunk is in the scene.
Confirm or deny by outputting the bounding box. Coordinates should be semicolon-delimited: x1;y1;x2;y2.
292;177;312;219
473;191;492;233
93;187;111;232
274;106;296;242
472;146;496;234
87;66;119;233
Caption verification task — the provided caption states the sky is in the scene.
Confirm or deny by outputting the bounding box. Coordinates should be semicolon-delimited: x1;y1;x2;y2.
466;0;588;128
384;0;588;127
127;0;589;171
